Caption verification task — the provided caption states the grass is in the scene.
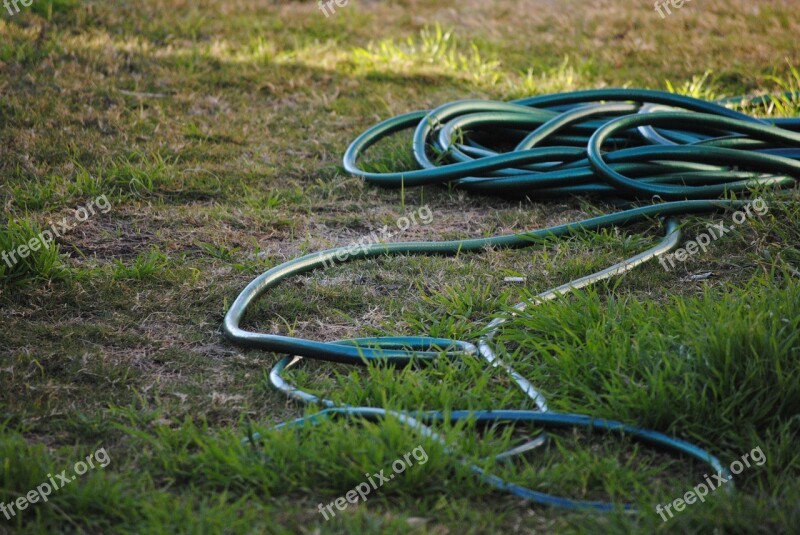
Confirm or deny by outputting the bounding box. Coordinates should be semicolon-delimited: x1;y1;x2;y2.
0;217;64;285
1;0;799;533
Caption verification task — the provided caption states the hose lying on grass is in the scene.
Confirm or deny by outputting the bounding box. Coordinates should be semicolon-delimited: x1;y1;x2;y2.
224;89;800;512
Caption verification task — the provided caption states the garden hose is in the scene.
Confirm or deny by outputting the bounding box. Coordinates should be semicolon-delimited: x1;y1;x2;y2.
224;88;800;512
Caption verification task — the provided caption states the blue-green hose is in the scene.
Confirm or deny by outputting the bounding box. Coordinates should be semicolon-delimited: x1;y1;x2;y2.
225;89;798;512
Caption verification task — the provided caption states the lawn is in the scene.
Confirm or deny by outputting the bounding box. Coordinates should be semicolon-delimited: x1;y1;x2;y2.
1;0;799;533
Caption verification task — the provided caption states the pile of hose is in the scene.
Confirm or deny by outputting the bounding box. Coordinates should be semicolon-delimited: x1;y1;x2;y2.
224;89;800;512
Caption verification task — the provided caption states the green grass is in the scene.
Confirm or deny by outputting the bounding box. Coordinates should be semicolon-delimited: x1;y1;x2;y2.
0;217;64;286
1;0;799;533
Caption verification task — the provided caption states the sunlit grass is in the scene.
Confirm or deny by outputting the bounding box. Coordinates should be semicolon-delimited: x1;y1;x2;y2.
351;24;502;86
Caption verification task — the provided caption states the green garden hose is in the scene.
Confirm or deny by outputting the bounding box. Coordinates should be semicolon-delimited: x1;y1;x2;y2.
224;89;799;512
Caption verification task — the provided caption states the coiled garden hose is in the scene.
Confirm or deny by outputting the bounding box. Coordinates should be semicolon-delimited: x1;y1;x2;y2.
224;89;799;512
